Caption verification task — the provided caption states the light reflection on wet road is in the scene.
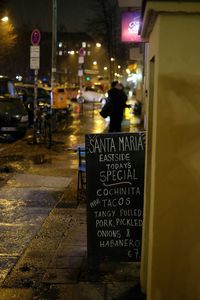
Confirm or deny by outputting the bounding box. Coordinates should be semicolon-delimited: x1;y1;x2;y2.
0;102;108;284
0;101;140;285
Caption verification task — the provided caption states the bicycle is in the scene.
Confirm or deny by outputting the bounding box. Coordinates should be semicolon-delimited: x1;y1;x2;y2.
33;104;52;149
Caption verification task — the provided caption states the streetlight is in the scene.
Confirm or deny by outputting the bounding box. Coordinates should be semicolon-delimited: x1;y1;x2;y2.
96;43;101;48
1;16;9;22
51;0;57;114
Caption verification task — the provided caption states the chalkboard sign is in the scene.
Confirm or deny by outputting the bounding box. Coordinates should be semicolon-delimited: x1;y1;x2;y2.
86;132;145;263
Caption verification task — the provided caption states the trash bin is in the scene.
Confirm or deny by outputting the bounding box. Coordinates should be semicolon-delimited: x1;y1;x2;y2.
52;87;70;110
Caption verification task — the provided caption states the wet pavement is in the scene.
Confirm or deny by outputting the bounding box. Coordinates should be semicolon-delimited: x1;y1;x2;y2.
0;102;146;299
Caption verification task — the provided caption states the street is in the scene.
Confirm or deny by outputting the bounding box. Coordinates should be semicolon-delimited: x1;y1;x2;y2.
0;102;144;299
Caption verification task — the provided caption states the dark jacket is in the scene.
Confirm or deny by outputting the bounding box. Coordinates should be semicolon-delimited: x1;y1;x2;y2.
108;87;128;117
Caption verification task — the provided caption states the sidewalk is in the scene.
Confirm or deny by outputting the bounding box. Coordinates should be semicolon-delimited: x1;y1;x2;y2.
0;104;146;299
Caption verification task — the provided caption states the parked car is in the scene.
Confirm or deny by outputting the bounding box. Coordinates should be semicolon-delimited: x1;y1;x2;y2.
15;83;51;106
0;76;28;137
0;96;28;137
76;86;105;103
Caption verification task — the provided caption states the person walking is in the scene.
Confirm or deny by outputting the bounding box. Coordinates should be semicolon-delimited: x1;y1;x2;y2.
107;81;130;132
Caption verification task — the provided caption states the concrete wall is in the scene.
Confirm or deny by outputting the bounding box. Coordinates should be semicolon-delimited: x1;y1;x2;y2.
142;11;200;300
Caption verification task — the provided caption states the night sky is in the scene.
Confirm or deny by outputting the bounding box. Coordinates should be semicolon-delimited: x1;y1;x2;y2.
8;0;96;32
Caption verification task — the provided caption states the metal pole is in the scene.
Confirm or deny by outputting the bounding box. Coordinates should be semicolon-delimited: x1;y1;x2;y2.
34;69;38;116
51;0;57;112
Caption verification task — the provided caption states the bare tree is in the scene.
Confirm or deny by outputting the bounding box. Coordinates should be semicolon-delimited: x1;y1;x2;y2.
0;0;8;12
0;0;17;63
0;20;17;62
85;0;119;81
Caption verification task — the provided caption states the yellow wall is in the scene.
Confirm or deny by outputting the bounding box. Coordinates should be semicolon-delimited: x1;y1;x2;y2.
143;12;200;300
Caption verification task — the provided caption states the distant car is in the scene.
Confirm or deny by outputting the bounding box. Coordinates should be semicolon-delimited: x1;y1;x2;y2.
15;84;51;126
0;75;17;96
15;83;51;107
77;86;105;103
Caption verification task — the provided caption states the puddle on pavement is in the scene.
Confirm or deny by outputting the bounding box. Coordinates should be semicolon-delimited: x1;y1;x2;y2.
0;166;13;173
32;154;46;165
0;154;25;161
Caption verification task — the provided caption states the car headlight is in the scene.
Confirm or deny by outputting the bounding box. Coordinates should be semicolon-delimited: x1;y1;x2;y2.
20;115;28;122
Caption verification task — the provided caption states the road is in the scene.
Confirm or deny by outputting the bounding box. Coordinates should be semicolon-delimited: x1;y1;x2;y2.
0;102;145;299
0;102;107;283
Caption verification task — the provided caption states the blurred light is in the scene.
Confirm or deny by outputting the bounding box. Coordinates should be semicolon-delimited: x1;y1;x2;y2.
87;51;91;56
96;43;101;48
121;12;141;42
68;50;75;55
59;50;62;56
118;65;121;69
104;67;108;71
126;68;131;74
137;73;142;80
129;90;133;98
126;72;142;83
128;63;137;71
82;42;86;48
127;74;137;83
93;61;97;65
58;42;62;48
1;16;9;22
110;57;115;61
16;75;23;81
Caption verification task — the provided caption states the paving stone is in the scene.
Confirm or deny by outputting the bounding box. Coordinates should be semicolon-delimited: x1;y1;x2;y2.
107;281;144;300
0;288;33;300
55;245;87;257
48;283;105;300
43;268;80;283
0;257;19;285
49;255;84;269
0;187;60;206
0;225;39;255
6;173;71;189
0;200;51;224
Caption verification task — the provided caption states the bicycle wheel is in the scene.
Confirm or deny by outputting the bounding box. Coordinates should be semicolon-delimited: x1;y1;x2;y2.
44;118;52;149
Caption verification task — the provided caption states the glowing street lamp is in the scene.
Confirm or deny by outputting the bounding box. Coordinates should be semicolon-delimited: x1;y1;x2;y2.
1;16;9;22
96;42;101;48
